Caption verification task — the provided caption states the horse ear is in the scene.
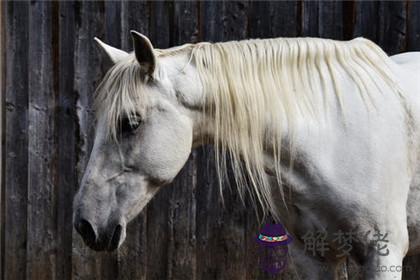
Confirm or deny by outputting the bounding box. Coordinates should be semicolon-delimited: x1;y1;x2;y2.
94;37;129;64
130;30;156;75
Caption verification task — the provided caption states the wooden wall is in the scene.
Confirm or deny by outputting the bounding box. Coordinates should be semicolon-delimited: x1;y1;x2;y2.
1;1;420;279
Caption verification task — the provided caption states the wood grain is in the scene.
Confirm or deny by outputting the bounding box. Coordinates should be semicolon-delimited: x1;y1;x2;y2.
1;1;420;279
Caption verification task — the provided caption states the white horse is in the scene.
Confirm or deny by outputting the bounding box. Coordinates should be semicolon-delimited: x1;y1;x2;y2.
73;30;420;279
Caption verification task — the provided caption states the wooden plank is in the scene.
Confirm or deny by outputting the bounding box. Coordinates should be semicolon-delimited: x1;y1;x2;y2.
353;1;379;42
302;1;319;37
166;154;197;280
377;1;407;55
104;1;121;49
222;1;248;41
0;0;5;278
248;1;271;39
149;1;172;48
72;2;119;280
342;1;355;40
174;1;199;44
195;146;223;280
4;1;29;279
56;2;77;280
302;1;345;39
199;1;224;43
0;2;6;279
270;1;300;38
318;1;344;40
403;255;420;280
407;1;420;51
27;2;58;279
121;1;150;51
117;2;150;280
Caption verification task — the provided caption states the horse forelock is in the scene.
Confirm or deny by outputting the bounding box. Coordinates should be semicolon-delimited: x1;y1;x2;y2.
94;46;194;141
94;55;153;141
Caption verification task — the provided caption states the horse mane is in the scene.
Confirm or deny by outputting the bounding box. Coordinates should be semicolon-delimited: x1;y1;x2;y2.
95;37;401;220
192;37;401;220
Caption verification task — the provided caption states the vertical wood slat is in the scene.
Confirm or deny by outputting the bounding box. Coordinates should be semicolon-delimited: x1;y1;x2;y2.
199;1;224;43
403;255;420;280
248;1;271;39
342;1;356;40
121;1;150;52
56;2;77;280
302;1;319;37
377;1;407;55
407;1;420;52
4;2;29;280
270;1;300;38
27;1;57;279
223;1;248;41
195;146;221;280
167;155;197;280
302;1;345;39
104;1;121;50
0;1;5;279
353;1;379;42
318;1;344;40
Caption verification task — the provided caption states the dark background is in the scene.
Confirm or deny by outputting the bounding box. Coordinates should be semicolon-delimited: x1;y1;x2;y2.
1;1;420;280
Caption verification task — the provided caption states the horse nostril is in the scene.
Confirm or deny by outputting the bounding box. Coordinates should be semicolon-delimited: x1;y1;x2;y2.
75;218;97;246
108;224;123;251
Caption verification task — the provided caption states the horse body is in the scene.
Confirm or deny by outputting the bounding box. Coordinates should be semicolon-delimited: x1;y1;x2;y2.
272;52;420;278
73;33;420;279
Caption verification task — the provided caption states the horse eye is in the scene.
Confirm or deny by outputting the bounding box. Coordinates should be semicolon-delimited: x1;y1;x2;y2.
119;115;141;135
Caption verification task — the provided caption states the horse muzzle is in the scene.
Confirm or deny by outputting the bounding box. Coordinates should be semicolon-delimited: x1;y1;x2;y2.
74;212;126;251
